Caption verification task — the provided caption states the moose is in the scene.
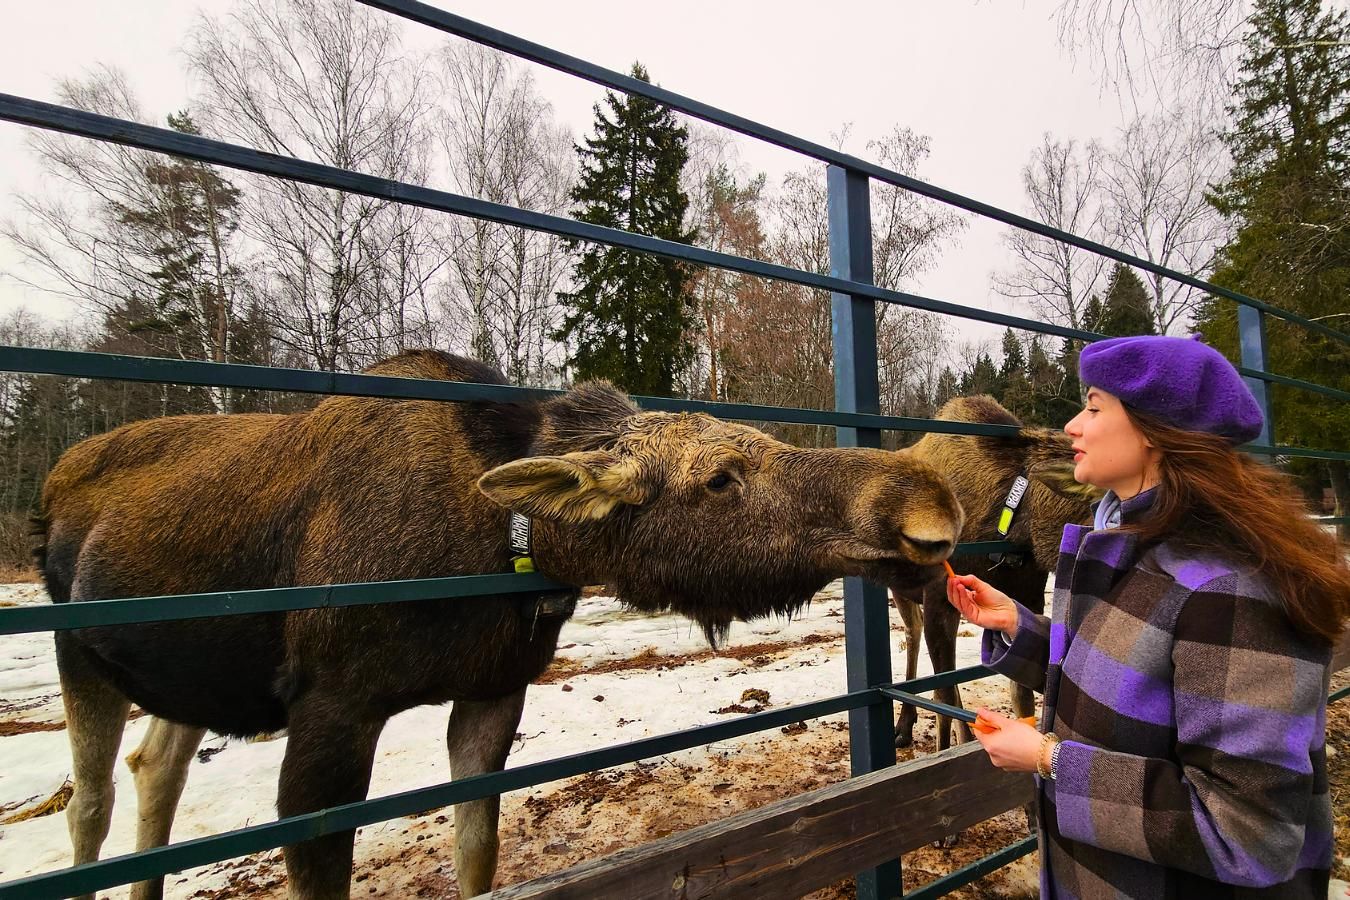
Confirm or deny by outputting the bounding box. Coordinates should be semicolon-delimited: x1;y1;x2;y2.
36;349;964;900
891;395;1096;754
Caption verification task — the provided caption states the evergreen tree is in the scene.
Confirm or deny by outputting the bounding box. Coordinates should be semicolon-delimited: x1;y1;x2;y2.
1025;336;1063;426
960;352;1001;397
1198;0;1350;525
111;111;248;412
1098;264;1157;336
998;328;1033;419
1083;294;1106;333
554;63;697;394
1053;338;1086;424
934;366;959;409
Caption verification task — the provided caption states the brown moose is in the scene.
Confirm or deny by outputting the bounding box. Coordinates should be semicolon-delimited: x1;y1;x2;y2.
892;395;1096;753
36;349;963;900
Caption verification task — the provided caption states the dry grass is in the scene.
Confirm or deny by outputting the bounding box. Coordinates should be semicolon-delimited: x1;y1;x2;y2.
0;565;39;585
1;778;73;825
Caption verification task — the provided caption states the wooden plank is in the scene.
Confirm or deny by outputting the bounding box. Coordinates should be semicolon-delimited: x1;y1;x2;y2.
487;742;1033;900
1333;629;1350;674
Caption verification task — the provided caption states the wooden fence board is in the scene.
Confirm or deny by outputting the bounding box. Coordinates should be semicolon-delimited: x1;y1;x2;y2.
487;743;1032;900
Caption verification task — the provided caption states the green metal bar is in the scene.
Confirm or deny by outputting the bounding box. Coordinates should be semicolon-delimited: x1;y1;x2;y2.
1241;443;1350;462
15;347;1350;457
0;688;882;900
1330;684;1350;704
2;541;1021;635
1;346;1024;437
883;665;996;695
1238;366;1350;404
902;836;1038;900
879;689;978;725
829;161;902;900
358;0;1350;348
0;93;1098;344
0;574;566;635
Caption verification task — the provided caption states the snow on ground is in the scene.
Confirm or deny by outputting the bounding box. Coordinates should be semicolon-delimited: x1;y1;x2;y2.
0;580;1032;897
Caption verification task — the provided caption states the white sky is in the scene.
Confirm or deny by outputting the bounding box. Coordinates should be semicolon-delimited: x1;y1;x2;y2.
0;1;1160;349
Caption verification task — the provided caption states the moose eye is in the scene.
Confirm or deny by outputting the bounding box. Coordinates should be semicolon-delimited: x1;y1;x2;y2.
706;472;733;491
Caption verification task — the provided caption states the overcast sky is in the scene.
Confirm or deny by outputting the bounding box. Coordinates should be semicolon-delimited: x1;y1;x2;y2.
0;1;1184;348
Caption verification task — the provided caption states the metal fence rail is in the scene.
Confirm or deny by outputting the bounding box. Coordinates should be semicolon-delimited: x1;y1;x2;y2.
0;3;1346;899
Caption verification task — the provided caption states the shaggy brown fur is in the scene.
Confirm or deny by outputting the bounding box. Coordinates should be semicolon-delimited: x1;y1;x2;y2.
892;395;1098;752
37;349;963;900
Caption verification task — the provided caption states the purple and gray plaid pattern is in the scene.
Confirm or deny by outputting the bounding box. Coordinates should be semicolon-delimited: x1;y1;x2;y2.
982;489;1333;899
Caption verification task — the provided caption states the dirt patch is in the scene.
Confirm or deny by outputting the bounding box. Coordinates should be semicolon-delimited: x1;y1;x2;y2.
0;705;144;735
0;719;66;736
536;632;837;684
326;692;1038;900
712;687;773;714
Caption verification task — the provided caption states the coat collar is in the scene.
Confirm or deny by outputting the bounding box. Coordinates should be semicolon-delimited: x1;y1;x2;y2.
1090;486;1159;531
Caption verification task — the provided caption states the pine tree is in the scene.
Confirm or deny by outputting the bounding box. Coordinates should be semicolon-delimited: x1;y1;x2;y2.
111;111;248;411
960;352;1001;397
1083;294;1105;333
934;366;959;409
998;328;1033;419
1199;0;1350;528
554;63;697;395
1098;264;1157;336
1054;338;1085;424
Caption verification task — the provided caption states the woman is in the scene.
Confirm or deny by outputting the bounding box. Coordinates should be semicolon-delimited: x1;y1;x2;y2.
948;334;1350;899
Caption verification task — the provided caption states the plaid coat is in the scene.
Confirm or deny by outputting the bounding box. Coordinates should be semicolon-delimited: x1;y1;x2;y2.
983;489;1333;899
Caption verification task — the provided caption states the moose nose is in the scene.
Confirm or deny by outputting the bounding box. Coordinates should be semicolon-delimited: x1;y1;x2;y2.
900;532;954;564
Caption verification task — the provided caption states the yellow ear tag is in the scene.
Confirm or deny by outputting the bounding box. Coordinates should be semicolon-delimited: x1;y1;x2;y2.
513;557;535;574
997;507;1015;535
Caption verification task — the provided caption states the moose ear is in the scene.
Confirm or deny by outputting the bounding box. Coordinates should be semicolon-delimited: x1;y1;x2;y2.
1018;427;1103;501
477;451;649;524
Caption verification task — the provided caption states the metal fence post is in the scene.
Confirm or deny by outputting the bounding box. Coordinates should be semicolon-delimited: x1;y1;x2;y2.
828;163;903;900
1238;304;1275;452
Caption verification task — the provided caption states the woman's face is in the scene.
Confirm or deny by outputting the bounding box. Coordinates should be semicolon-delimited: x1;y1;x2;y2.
1064;388;1160;498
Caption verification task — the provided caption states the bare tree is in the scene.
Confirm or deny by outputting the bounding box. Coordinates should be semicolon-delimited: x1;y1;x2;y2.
187;0;437;372
1102;111;1229;334
3;68;249;412
681;124;769;399
436;42;574;386
1054;0;1249;105
867;127;966;420
991;135;1110;331
718;126;964;443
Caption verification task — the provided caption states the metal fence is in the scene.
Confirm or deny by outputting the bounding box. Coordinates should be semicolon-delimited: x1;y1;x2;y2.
0;2;1347;898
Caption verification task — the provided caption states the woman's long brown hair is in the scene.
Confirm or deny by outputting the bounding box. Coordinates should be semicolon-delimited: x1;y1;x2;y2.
1124;407;1350;647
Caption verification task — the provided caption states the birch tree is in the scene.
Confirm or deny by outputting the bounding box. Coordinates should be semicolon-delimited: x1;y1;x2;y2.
991;135;1110;331
187;0;437;372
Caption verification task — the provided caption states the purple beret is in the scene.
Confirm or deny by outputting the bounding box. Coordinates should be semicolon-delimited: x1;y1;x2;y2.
1078;334;1264;444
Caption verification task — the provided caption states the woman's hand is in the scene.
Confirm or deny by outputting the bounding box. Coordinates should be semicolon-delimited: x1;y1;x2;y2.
971;708;1044;773
945;572;1019;637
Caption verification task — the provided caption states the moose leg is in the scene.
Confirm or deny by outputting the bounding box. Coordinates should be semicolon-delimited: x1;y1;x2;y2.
920;599;971;849
924;598;973;752
56;634;132;900
125;717;207;900
446;687;527;898
278;700;385;900
892;591;923;748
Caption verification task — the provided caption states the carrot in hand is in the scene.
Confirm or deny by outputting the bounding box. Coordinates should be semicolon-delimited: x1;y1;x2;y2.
943;559;957;579
971;714;1038;734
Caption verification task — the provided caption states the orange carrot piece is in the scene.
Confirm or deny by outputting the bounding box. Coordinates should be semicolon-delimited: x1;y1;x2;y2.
943;559;957;579
971;715;1038;734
